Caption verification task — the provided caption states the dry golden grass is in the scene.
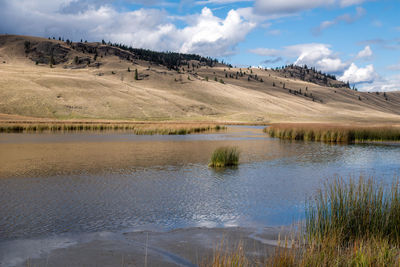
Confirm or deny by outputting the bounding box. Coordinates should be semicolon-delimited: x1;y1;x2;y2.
266;123;400;142
1;35;400;123
0;122;225;134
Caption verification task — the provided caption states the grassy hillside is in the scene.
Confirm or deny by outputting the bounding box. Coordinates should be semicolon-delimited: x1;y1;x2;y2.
1;34;400;123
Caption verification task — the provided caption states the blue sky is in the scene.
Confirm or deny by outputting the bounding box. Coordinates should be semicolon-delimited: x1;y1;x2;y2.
0;0;399;91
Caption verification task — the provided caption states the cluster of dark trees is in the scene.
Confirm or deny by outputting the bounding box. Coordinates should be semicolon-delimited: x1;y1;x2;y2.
103;40;220;70
272;64;350;89
45;37;223;70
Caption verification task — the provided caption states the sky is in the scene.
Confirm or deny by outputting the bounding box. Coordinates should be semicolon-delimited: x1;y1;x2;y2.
0;0;399;91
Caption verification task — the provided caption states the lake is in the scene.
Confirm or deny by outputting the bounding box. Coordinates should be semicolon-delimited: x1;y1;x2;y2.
0;125;399;265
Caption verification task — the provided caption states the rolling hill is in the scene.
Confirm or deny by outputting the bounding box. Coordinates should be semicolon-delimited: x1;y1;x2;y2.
1;34;400;124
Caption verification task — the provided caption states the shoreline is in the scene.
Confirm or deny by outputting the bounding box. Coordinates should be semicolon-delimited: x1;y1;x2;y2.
1;226;287;267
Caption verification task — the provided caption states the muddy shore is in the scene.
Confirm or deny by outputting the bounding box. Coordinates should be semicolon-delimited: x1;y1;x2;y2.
1;227;289;267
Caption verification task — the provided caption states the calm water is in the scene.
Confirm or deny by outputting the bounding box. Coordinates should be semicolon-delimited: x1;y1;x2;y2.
1;126;400;241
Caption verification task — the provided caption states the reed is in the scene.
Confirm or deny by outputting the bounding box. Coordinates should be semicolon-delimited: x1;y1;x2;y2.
205;241;249;267
206;177;400;266
0;123;226;135
209;146;239;167
306;177;400;245
265;123;400;143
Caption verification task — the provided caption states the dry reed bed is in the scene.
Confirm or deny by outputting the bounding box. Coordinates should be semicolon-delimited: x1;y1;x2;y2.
208;177;400;266
0;123;225;134
265;123;400;143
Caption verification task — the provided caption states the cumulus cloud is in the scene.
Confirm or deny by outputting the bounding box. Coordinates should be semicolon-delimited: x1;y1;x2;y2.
359;74;400;92
251;43;381;86
289;44;349;73
251;43;348;73
355;45;373;60
178;8;256;56
0;1;255;57
339;63;378;84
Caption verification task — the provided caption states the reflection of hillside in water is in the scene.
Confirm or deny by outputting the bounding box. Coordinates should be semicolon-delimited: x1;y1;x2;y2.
0;126;399;242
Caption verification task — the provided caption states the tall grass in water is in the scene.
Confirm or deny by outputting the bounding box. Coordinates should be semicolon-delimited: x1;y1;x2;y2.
306;177;400;245
209;146;239;167
207;177;400;266
0;123;225;135
266;124;400;143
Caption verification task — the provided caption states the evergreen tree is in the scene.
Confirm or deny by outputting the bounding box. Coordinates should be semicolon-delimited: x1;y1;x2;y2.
134;69;139;80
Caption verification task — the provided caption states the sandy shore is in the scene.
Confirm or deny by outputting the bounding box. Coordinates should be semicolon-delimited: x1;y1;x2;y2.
1;227;288;267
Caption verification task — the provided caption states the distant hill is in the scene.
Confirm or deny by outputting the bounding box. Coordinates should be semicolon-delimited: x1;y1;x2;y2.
1;34;400;124
16;36;224;70
272;65;349;89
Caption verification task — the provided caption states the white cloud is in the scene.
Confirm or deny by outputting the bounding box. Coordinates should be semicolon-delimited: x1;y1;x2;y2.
356;45;373;60
359;74;400;92
339;63;378;84
288;43;348;73
178;8;256;56
0;1;255;57
250;43;349;73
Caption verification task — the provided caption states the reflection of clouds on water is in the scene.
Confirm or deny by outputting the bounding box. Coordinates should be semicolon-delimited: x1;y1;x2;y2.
0;126;400;244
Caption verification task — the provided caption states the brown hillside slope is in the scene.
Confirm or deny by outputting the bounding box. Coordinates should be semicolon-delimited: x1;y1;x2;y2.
1;34;400;123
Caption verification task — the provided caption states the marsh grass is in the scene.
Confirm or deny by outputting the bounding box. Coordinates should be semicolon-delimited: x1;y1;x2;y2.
205;241;249;267
265;124;400;143
207;177;400;266
209;146;239;167
0;123;226;135
306;177;400;245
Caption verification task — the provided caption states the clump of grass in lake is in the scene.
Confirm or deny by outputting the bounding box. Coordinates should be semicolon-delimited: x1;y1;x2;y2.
0;123;225;134
209;146;239;167
206;177;400;266
265;123;400;143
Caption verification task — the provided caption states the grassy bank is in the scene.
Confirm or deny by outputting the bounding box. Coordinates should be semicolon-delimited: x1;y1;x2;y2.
209;146;239;167
0;122;225;134
207;177;400;266
265;123;400;143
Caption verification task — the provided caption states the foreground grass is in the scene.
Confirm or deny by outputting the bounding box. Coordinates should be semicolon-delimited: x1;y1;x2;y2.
209;146;239;167
207;177;400;266
265;123;400;143
0;123;225;135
